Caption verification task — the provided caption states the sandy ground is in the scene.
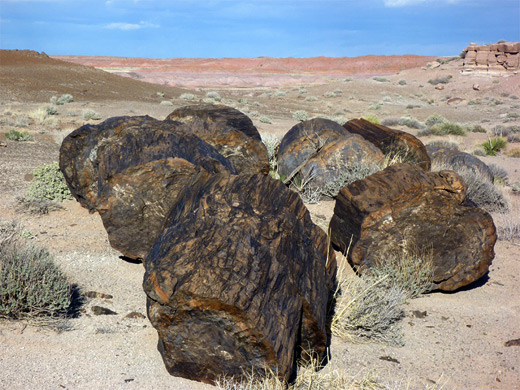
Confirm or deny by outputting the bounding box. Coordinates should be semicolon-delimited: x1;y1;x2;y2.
1;50;519;389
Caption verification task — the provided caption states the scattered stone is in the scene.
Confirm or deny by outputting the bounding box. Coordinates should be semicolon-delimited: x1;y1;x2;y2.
504;338;520;347
60;115;236;259
143;173;336;384
379;356;400;364
165;104;269;174
83;291;113;299
343;118;431;170
435;85;444;90
412;310;427;319
330;163;497;292
473;83;480;91
125;312;146;319
91;306;118;316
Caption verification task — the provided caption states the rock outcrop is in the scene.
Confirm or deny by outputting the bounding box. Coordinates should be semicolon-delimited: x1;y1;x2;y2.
143;173;336;384
462;42;520;73
59;115;236;259
427;146;494;183
343;118;431;170
166;104;269;174
329;163;496;292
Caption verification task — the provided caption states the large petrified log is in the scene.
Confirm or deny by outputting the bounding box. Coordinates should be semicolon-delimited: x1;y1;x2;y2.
427;145;494;183
166;104;269;174
59;115;236;259
343;118;431;170
277;118;351;182
330;163;496;291
143;173;336;384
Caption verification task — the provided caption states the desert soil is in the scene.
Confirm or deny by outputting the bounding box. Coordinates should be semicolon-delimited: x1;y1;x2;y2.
0;50;519;390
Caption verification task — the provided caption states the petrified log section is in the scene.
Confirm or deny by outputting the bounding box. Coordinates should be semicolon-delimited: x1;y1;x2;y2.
330;163;496;291
276;118;350;182
427;146;494;183
166;104;269;174
59;115;236;259
343;118;431;170
143;173;336;384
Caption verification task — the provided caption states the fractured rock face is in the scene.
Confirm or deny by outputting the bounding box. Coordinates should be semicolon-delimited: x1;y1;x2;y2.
166;104;269;174
330;163;496;292
143;173;336;384
59;115;236;259
343;118;431;170
462;42;520;73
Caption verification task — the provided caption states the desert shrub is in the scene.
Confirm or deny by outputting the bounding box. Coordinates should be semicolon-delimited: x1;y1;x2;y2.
506;147;520;158
156;92;165;98
16;197;63;215
381;96;392;103
5;130;33;142
429;122;467;136
206;91;221;100
292;110;308;122
482;137;507;156
432;162;509;213
488;163;508;185
471;124;487;133
473;148;486;157
363;115;380;124
507;133;520;143
368;104;381;110
373;77;388;82
273;90;288;98
25;162;73;202
398;79;407;86
31;106;58;125
304;96;319;102
467;99;482;105
0;220;72;320
323;91;336;98
260;132;280;175
179;93;197;101
425;114;447;128
398;115;425;129
259;115;272;124
331;266;405;345
426;140;459;150
322;163;381;198
55;94;73;105
427;75;452;85
160;100;173;106
82;109;101;121
381;117;400;127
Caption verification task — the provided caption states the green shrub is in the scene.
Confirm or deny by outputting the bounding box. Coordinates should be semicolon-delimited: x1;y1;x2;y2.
156;92;165;98
482;137;507;156
427;75;452;85
363;115;380;124
429;122;467;136
471;124;487;133
373;77;389;82
273;90;288;98
5;130;33;142
55;94;73;105
160;100;173;106
425;114;447;128
25;162;73;202
426;140;459;150
260;132;280;176
304;96;318;102
259;115;272;124
398;79;407;86
323;91;336;98
82;109;101;121
398;115;425;129
179;93;197;101
292;110;308;122
0;220;72;319
205;91;221;100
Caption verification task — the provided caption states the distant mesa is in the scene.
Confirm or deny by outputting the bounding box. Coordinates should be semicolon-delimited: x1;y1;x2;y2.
462;41;520;74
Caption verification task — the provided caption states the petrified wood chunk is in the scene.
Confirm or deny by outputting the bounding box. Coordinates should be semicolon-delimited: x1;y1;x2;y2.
59;115;235;259
343;118;431;170
330;163;496;292
299;134;384;194
427;146;494;183
143;173;336;384
166;104;268;174
277;118;350;182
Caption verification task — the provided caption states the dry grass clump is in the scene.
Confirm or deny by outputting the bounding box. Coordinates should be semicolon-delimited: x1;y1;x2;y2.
494;194;520;243
260;132;280;176
322;163;381;198
0;220;72;320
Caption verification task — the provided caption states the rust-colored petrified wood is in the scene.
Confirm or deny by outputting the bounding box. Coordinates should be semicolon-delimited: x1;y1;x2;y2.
59;115;236;259
343;118;431;170
143;173;336;384
330;163;496;292
166;104;269;174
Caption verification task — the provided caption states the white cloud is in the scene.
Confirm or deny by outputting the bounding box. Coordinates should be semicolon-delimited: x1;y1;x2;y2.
104;21;159;30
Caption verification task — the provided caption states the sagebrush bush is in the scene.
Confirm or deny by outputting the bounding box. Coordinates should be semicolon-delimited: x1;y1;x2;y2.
398;79;407;86
373;77;388;82
322;163;381;198
5;130;33;142
55;94;73;105
428;122;467;136
292;110;309;122
259;115;272;124
82;109;101;121
425;114;447;128
482;137;507;156
25;162;73;202
0;220;72;319
260;132;280;176
179;93;197;101
428;75;452;85
160;100;173;106
304;96;318;102
206;91;221;100
426;140;459;150
471;124;487;133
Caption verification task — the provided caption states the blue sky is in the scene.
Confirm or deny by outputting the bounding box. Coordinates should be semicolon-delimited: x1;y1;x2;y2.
1;0;519;58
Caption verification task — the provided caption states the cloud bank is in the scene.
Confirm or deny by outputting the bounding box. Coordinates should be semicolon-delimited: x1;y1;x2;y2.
104;21;159;30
